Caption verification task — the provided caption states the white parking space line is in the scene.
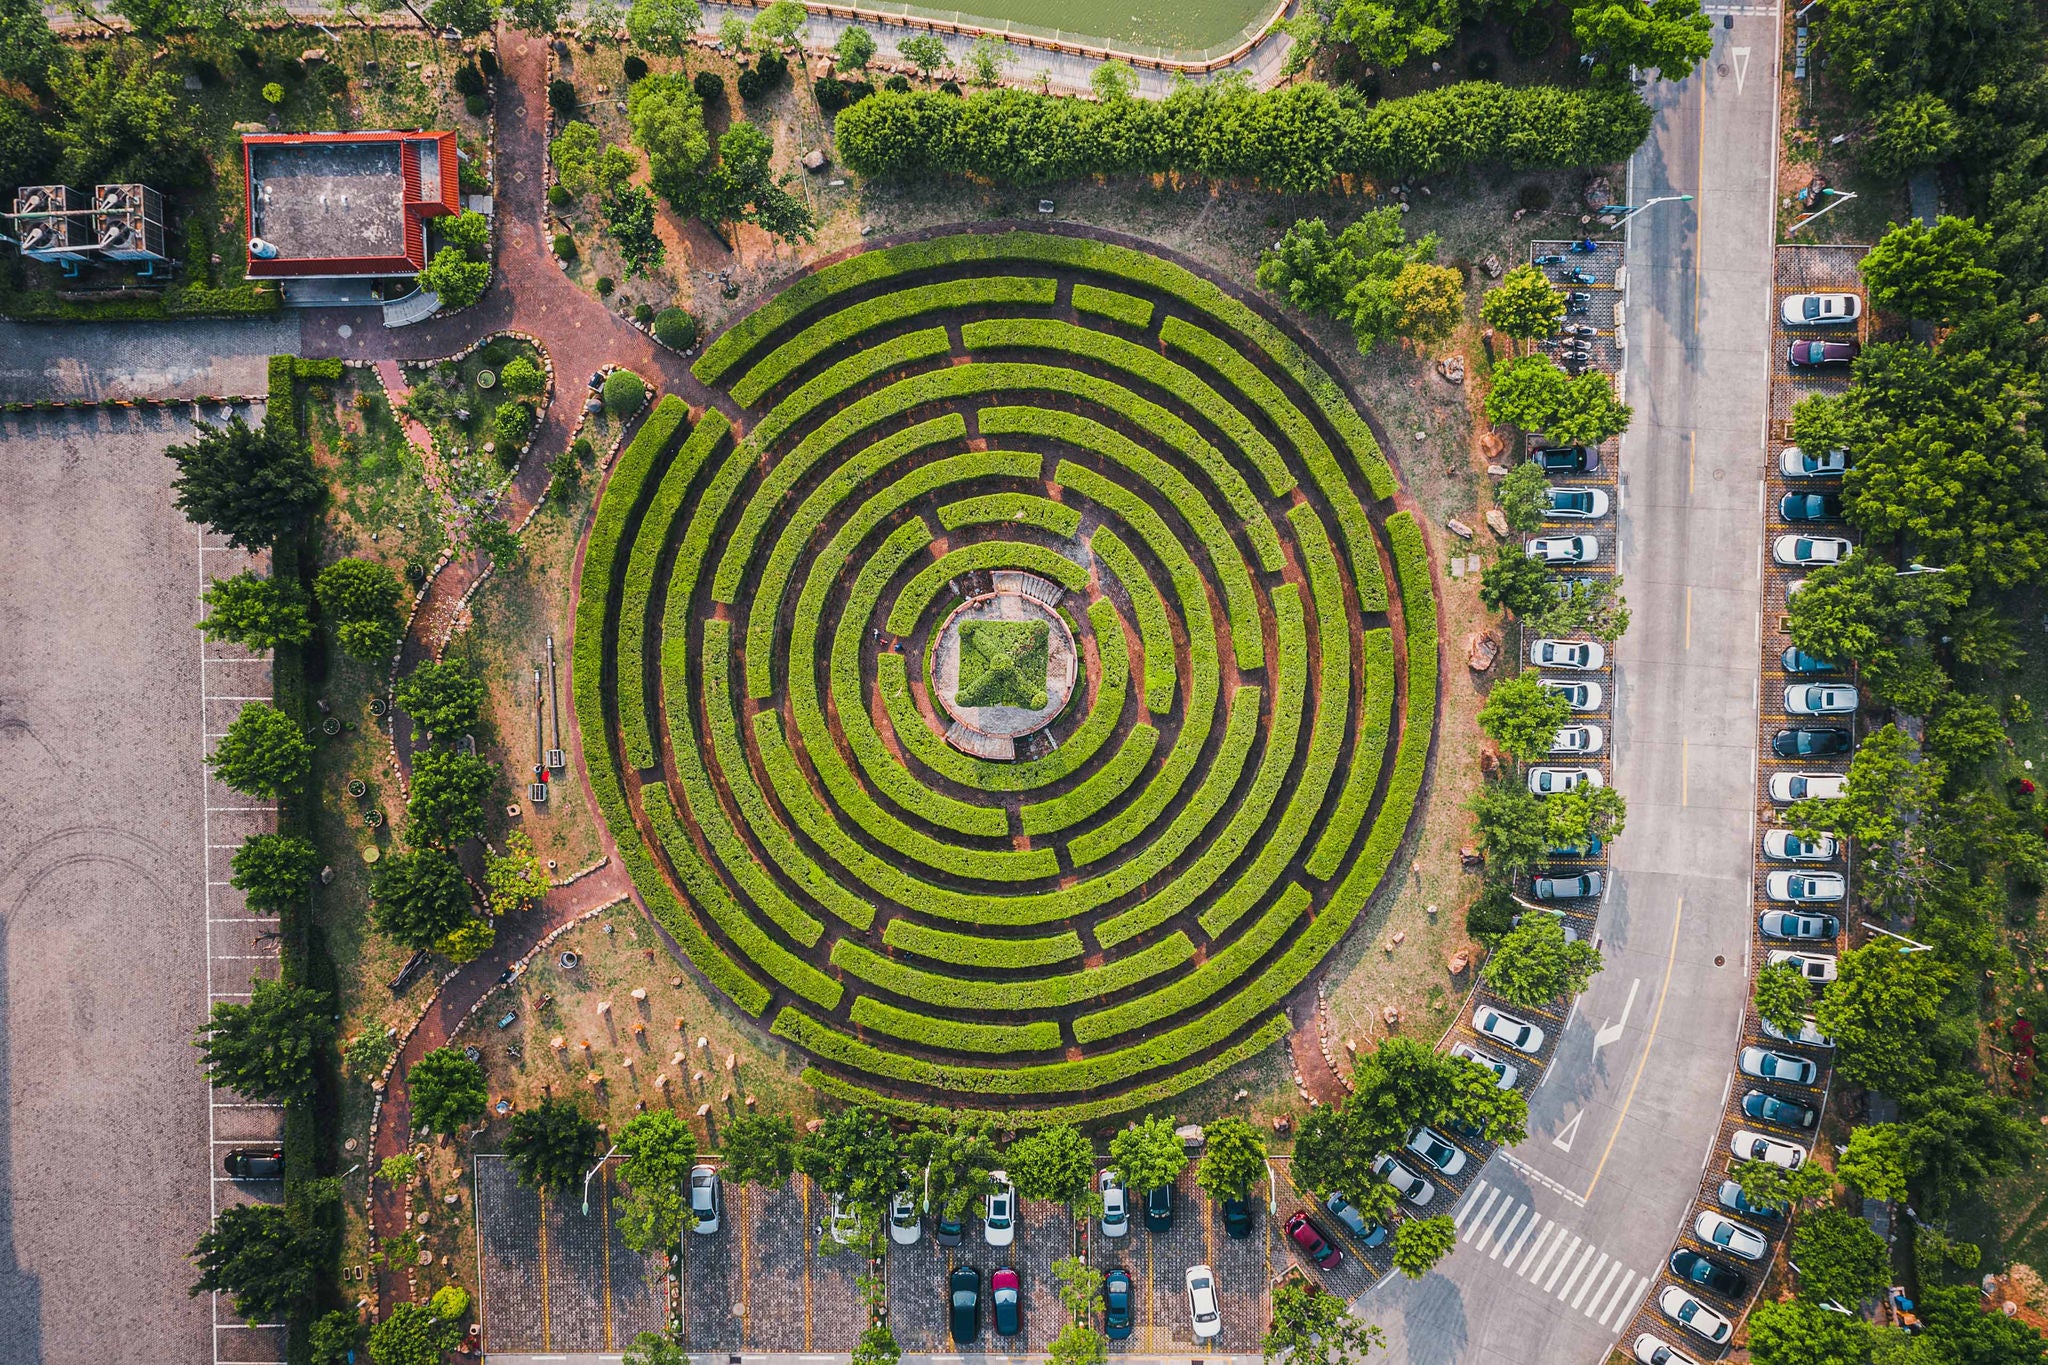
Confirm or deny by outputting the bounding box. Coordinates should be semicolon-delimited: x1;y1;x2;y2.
1489;1207;1528;1260
1574;1255;1617;1311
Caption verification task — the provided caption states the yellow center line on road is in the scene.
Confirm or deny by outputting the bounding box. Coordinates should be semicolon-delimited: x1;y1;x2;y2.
1688;431;1697;496
1585;897;1686;1200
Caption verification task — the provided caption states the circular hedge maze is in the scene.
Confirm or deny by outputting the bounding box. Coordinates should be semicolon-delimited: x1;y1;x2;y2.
573;231;1439;1124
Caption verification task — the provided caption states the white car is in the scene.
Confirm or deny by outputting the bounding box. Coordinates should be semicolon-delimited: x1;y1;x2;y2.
1527;535;1599;564
888;1189;922;1246
1740;1046;1818;1086
1785;683;1858;714
1404;1127;1468;1178
1541;679;1604;711
1474;1006;1546;1054
1528;766;1603;796
1098;1168;1129;1239
1370;1154;1437;1206
1769;772;1846;802
1731;1130;1807;1170
1694;1211;1770;1262
1763;830;1838;861
1185;1265;1222;1341
1529;638;1606;670
1781;292;1862;327
1545;486;1611;519
1550;724;1605;755
1768;949;1839;983
689;1165;722;1235
1774;534;1852;567
1451;1043;1519;1089
1780;445;1850;478
1634;1333;1702;1365
1659;1286;1734;1344
984;1171;1016;1247
1760;1015;1836;1049
1765;871;1846;902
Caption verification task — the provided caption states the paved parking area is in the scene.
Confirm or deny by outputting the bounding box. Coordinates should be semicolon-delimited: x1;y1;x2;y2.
477;1155;668;1353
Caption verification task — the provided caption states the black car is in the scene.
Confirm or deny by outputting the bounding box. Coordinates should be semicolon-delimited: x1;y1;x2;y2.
949;1266;981;1344
935;1215;965;1248
1532;444;1601;473
1742;1089;1820;1130
1771;727;1852;758
1144;1183;1174;1232
1780;492;1844;522
1104;1268;1134;1340
1221;1197;1252;1239
223;1148;285;1180
1670;1249;1747;1299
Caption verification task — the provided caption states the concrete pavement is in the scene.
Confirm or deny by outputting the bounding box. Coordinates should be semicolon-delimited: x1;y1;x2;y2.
1352;15;1780;1363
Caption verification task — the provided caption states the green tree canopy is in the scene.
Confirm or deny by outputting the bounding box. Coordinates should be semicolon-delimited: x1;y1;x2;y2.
1468;779;1550;878
209;703;313;799
1481;911;1604;1009
625;0;699;53
964;33;1014;86
1790;1207;1891;1308
834;23;877;70
370;848;475;951
1389;261;1465;342
505;0;569;31
229;833;321;913
1837;1123;1911;1203
1481;263;1567;339
1478;669;1574;764
1392;1213;1458;1279
199;572;313;650
1261;1275;1385;1365
405;748;497;847
1195;1115;1267;1201
1859;216;2002;324
314;558;407;664
1048;1323;1107;1365
628;72;710;207
394;657;486;740
408;1046;489;1134
55;51;208;188
418;246;491;310
750;0;805;48
1786;552;1967;709
1257;209;1444;352
507;1099;602;1191
1483;353;1569;432
906;1115;999;1220
1108;1113;1188;1192
1733;1155;1834;1213
485;831;550;915
1862;93;1960;178
1478;548;1553;619
1008;1122;1097;1207
196;978;334;1103
551;121;602;196
437;210;490;258
190;1202;326;1323
425;0;497;36
1572;0;1714;79
1495;460;1552;533
167;418;322;550
1536;575;1631;643
1790;725;1944;907
898;33;948;79
1897;1071;2037;1207
799;1104;901;1206
1543;783;1626;848
720;1113;798;1187
616;1109;699;1251
1053;1255;1104;1321
1754;960;1816;1035
694;121;816;244
0;0;58;87
1747;1298;1875;1365
850;1324;899;1365
368;1302;462;1365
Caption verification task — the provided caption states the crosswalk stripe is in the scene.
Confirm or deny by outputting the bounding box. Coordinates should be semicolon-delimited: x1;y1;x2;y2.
1598;1270;1640;1327
1568;1251;1609;1307
1579;1257;1622;1313
1556;1242;1597;1299
1516;1220;1554;1275
1490;1207;1529;1260
1535;1229;1574;1286
1455;1180;1493;1230
1473;1196;1515;1253
1461;1188;1503;1241
1616;1273;1655;1327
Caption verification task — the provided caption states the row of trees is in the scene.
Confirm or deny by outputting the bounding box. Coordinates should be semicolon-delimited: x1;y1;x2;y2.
1277;0;1712;84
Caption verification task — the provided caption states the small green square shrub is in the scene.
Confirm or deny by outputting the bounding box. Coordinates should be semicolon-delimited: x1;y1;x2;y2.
953;620;1050;710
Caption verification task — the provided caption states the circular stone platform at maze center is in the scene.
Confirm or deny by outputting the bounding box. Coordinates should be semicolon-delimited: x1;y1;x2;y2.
931;590;1077;744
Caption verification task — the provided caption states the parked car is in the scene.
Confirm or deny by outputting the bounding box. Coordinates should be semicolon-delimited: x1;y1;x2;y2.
1780;646;1839;673
1546;835;1605;859
1670;1248;1748;1299
1098;1169;1129;1239
1769;772;1847;802
222;1148;284;1180
1184;1266;1223;1341
985;1171;1016;1247
1145;1183;1174;1233
1451;1042;1520;1089
1765;871;1846;903
1634;1334;1703;1365
1743;1089;1820;1130
1370;1154;1437;1206
949;1266;981;1345
1405;1127;1468;1177
1221;1198;1252;1239
1774;534;1853;567
1323;1192;1390;1246
1760;1015;1836;1048
1103;1269;1134;1339
1532;444;1601;473
1788;339;1859;368
1739;1046;1818;1086
1766;949;1838;982
935;1213;965;1248
1717;1178;1786;1222
1541;679;1604;711
1780;446;1851;479
1474;1007;1546;1054
1528;766;1603;796
1785;683;1858;715
1530;638;1606;670
1763;830;1839;861
1774;727;1852;762
992;1268;1021;1337
689;1164;723;1235
1732;1130;1808;1169
1533;870;1602;900
1512;909;1579;943
888;1189;921;1246
828;1193;861;1246
1780;292;1862;327
1285;1210;1344;1269
1759;909;1841;940
1550;724;1606;755
1659;1287;1734;1344
1545;486;1610;518
1527;535;1599;565
1695;1210;1771;1261
1780;492;1844;522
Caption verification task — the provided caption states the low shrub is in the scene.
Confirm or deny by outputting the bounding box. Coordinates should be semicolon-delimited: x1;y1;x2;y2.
1072;283;1154;329
832;933;1193;1012
601;367;646;415
552;232;576;260
548;78;578;114
936;491;1081;539
623;54;647;81
1091;527;1176;714
882;919;1082;968
692;70;722;101
1018;724;1158;836
652;306;697;350
849;997;1062;1054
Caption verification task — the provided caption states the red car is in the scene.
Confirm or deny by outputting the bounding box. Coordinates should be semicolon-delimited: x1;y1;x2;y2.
1788;339;1859;368
1285;1210;1344;1269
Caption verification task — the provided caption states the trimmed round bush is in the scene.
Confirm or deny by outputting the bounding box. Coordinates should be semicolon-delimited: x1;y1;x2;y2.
652;306;697;349
601;368;646;415
494;401;534;448
623;54;647;82
547;183;571;208
552;233;576;260
693;70;723;101
548;78;577;114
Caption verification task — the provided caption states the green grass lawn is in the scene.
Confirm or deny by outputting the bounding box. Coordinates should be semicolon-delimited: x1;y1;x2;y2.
894;0;1272;54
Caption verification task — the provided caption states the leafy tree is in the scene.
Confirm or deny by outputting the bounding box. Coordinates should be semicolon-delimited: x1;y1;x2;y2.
604;369;647;416
209;703;313;799
1790;1207;1890;1307
429;1284;469;1320
834;24;876;70
1442;1050;1529;1146
550;121;602;196
1258;210;1443;352
964;33;1013;86
314;558;406;664
394;658;486;740
1108;1113;1187;1193
1389;261;1464;342
1747;1298;1875;1365
1787;554;1967;708
367;1302;461;1365
1863;93;1959;178
190;1203;323;1322
694;121;816;243
437;210;490;258
1926;694;2005;767
1292;1098;1398;1220
1392;1214;1458;1278
505;0;567;30
418;246;491;310
850;1324;899;1365
0;0;57;87
435;917;495;963
229;833;320;913
1478;549;1553;618
308;1309;366;1365
1754;960;1816;1035
616;1110;699;1251
1328;0;1452;70
1262;1275;1385;1365
625;0;699;54
1483;354;1569;433
629;72;710;206
603;184;666;278
905;1115;998;1219
200;572;313;650
1195;1115;1267;1200
799;1104;901;1206
898;33;948;81
1859;216;2002;324
406;749;496;847
1496;461;1551;533
720;1113;797;1187
370;848;474;950
167;418;322;550
1837;1123;1910;1203
1733;1156;1834;1213
1468;779;1550;878
716;13;750;53
0;99;56;198
1008;1122;1097;1207
485;831;550;915
54;51;207;188
1478;669;1573;764
1481;264;1566;339
408;1046;488;1134
1090;59;1135;101
1053;1255;1104;1321
1549;371;1632;445
1482;912;1603;1009
1915;1281;2048;1365
1572;0;1714;79
425;0;497;36
1790;726;1943;907
497;356;544;399
749;0;805;48
379;1153;420;1184
1897;1072;2037;1206
1533;575;1630;644
506;1099;602;1191
1048;1323;1107;1365
196;978;334;1103
1543;784;1627;848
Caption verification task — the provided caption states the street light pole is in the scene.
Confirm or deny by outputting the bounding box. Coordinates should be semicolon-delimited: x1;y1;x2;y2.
1894;562;1956;577
1787;189;1858;236
1608;193;1694;230
582;1144;622;1216
1866;924;1935;954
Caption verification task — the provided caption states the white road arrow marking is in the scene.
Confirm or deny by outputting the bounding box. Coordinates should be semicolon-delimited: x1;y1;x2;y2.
1732;46;1751;94
1552;1110;1584;1153
1592;978;1642;1057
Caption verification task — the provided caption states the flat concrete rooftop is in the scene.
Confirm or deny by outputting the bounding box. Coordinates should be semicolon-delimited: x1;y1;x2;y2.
249;139;405;261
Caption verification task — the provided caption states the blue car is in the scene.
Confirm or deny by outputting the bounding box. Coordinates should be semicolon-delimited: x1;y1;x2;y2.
1103;1269;1134;1339
1780;647;1837;674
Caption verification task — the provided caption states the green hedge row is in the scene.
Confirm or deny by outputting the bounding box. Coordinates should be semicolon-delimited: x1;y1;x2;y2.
964;316;1294;500
886;539;1090;637
745;415;972;698
1307;628;1396;880
849;996;1064;1054
937;491;1081;539
1072;282;1155;329
881;918;1084;968
618;407;721;768
1072;684;1259;872
1092;527;1176;715
1076;884;1309;1044
832;930;1192;1011
742;324;951;467
1018;723;1158;836
729;275;1055;407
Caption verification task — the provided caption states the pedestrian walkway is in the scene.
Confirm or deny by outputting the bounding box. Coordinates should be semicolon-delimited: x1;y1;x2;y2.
1452;1179;1653;1331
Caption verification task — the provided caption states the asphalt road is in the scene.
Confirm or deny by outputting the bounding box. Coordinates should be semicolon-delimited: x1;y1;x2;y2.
1352;16;1780;1364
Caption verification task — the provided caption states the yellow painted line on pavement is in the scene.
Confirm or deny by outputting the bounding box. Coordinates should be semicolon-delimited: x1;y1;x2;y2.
1689;431;1696;496
1585;896;1685;1200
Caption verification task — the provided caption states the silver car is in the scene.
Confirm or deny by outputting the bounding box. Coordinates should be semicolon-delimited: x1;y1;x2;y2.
689;1164;722;1235
1545;486;1611;518
1528;535;1599;565
1767;949;1838;983
1763;830;1838;861
1528;766;1603;795
1098;1168;1129;1239
1785;683;1858;715
1474;1007;1546;1054
1739;1046;1817;1086
1533;871;1602;900
1768;772;1846;802
1529;638;1606;670
1773;534;1852;567
1370;1153;1436;1207
1694;1211;1769;1261
1541;679;1604;710
1764;871;1845;903
1550;724;1605;755
1779;445;1850;478
1780;292;1862;327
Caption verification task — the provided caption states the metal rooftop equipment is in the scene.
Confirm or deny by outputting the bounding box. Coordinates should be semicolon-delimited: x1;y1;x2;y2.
8;185;96;271
92;184;170;269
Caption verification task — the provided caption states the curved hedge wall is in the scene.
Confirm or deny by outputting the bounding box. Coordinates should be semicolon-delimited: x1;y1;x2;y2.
574;230;1438;1119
